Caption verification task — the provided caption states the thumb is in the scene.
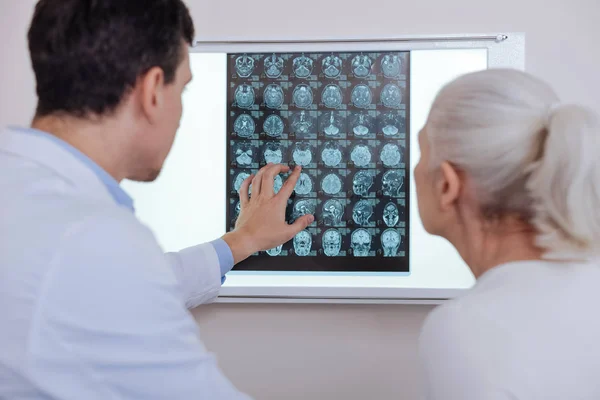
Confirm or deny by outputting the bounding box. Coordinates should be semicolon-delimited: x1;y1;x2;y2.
288;214;314;236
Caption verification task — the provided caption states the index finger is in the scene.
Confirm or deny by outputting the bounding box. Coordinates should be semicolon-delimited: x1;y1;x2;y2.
258;163;291;196
277;165;302;199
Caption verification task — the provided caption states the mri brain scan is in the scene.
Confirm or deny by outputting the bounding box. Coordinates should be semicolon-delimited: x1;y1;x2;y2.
321;173;343;195
234;142;254;166
381;229;401;257
321;84;343;109
322;199;344;226
292;199;316;221
294;173;313;195
322;54;342;78
263;114;284;137
382;170;404;197
381;112;403;136
380;143;402;167
293;54;313;78
293;84;313;109
352;200;374;226
321;141;343;167
381;84;402;109
291;111;314;136
383;202;400;227
293;230;313;256
353;171;374;196
234;201;241;218
322;229;342;257
264;54;284;78
264;84;284;109
235;54;255;78
263;142;283;164
352;54;372;77
349;113;375;136
351;229;372;257
233;172;250;192
234;114;255;138
351;144;372;167
292;142;313;166
273;175;283;194
235;84;255;108
320;112;343;137
381;54;402;78
351;84;372;109
266;245;283;256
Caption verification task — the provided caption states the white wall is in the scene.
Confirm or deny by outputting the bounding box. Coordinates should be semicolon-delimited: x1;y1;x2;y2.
1;0;598;399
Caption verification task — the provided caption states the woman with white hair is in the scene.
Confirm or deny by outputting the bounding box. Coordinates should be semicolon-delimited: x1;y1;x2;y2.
416;69;600;399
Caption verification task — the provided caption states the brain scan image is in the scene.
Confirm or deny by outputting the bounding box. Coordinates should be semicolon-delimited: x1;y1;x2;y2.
266;245;283;256
234;84;255;109
293;54;313;78
235;54;255;78
291;111;314;136
321;173;343;195
349;113;375;136
351;228;372;257
264;84;284;109
353;171;374;196
322;229;342;257
234;201;241;218
352;200;374;226
382;170;404;197
292;142;313;166
322;54;342;78
320;112;343;137
381;229;401;257
380;143;402;167
351;84;372;109
321;84;343;109
264;54;284;78
263;114;284;137
351;144;372;167
321;142;343;167
263;142;283;164
381;54;402;78
273;175;283;194
380;112;403;136
352;54;372;78
322;199;344;226
294;172;313;195
381;84;402;109
292;199;316;221
293;84;313;109
233;172;250;192
293;230;312;256
383;202;400;227
234;142;254;166
234;114;255;138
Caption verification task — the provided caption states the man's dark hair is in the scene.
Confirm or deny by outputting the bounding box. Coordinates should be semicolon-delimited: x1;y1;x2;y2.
28;0;195;118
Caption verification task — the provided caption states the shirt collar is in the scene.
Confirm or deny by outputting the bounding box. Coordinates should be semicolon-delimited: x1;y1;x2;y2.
9;126;135;212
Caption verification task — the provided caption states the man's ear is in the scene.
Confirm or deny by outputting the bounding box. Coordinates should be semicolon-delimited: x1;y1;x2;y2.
437;161;461;211
139;66;165;124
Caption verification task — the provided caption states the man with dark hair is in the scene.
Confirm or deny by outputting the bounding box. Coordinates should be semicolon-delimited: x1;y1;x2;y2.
0;1;313;398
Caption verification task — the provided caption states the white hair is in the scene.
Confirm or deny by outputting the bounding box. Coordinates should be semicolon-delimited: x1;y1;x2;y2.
426;68;600;260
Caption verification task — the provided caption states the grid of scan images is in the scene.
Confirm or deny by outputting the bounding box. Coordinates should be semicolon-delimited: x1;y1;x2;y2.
227;51;409;272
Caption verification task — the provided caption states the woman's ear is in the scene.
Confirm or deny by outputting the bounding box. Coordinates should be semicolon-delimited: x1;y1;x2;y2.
437;161;462;211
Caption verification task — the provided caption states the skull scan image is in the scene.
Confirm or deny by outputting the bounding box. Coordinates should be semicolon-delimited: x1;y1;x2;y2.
382;170;404;197
321;84;343;109
234;201;241;218
350;113;375;136
291;111;314;136
266;245;283;256
263;114;284;138
381;54;402;78
321;173;343;196
381;229;401;257
380;143;402;167
264;84;284;109
322;229;342;257
353;171;374;197
235;54;255;78
322;199;344;226
351;144;372;167
352;200;374;226
292;142;313;167
234;142;254;166
263;142;283;164
234;84;255;109
273;175;283;194
321;141;343;167
381;84;402;109
292;199;316;221
293;54;314;78
293;230;312;256
322;54;342;78
383;202;400;227
320;112;343;137
292;84;313;109
264;53;284;79
380;112;403;136
294;173;313;195
233;172;250;192
351;84;372;109
351;229;372;257
351;54;372;78
234;114;255;138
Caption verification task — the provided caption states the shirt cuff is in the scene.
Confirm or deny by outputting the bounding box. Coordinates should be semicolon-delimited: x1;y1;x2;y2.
210;238;234;284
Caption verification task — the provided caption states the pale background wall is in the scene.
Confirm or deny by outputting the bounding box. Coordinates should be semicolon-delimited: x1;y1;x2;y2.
1;0;598;399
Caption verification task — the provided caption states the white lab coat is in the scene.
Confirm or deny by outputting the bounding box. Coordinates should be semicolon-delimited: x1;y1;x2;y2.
0;128;251;399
